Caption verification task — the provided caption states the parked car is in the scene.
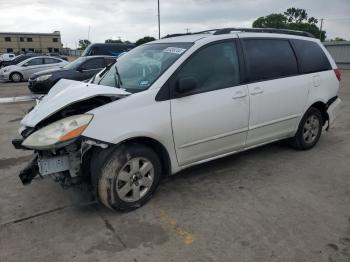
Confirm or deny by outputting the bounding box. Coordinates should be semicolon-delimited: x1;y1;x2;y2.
82;43;135;57
0;56;68;82
0;53;39;68
28;56;116;94
13;28;341;211
0;53;16;62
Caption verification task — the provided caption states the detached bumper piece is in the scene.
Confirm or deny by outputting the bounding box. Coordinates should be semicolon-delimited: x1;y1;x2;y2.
19;155;39;185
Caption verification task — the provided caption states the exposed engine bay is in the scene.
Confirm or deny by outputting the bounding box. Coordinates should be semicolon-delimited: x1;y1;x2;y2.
12;79;130;187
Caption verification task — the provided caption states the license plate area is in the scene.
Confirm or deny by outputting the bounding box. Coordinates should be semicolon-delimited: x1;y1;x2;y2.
38;155;70;176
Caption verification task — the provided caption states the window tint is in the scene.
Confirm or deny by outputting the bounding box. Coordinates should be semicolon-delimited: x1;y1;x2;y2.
243;39;298;82
26;58;43;66
82;58;105;69
44;58;60;64
174;42;240;95
292;39;331;74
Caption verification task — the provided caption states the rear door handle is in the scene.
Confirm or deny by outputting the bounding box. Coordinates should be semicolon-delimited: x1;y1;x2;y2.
232;89;247;99
250;86;264;95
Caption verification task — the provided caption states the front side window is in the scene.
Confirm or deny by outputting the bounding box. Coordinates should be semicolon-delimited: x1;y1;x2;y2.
243;39;298;82
173;41;240;96
292;39;331;74
97;42;192;93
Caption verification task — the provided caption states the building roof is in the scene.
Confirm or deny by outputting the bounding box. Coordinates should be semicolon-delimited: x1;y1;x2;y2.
0;31;60;36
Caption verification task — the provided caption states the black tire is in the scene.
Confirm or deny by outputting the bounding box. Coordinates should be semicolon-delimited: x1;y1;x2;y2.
290;107;323;150
10;72;23;82
91;144;162;211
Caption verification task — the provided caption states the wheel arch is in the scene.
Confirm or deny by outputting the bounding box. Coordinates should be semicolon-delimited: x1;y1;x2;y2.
308;101;329;125
10;71;23;81
120;136;172;177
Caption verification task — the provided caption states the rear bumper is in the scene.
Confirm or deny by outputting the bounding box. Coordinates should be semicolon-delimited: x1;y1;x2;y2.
28;79;54;94
327;97;342;128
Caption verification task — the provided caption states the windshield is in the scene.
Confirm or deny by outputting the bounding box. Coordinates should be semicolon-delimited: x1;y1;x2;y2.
95;42;192;93
62;57;85;69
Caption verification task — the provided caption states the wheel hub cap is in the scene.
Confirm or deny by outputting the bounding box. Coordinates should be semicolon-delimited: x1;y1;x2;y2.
116;157;154;202
303;115;320;144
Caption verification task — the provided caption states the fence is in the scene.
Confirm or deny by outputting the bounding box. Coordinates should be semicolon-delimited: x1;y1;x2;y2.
324;41;350;69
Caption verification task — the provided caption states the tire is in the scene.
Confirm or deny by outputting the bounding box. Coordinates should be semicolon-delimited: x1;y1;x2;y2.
92;144;162;211
290;107;323;150
10;72;23;82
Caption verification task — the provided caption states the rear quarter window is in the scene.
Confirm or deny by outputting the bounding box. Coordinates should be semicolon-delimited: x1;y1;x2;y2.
243;39;298;82
292;39;331;74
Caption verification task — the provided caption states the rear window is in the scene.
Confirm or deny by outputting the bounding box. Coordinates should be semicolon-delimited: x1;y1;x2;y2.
292;39;331;74
243;39;298;82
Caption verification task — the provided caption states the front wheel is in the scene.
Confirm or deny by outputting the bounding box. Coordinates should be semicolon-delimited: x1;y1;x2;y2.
290;107;323;150
92;144;162;211
10;72;23;82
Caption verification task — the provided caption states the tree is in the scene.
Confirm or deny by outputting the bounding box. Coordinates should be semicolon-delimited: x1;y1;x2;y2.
105;39;123;43
135;36;156;46
78;39;91;50
253;8;326;41
331;37;346;42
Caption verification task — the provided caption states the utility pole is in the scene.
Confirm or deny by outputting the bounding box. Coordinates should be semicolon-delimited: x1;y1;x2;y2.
88;25;91;41
157;0;160;39
319;18;324;41
185;28;190;34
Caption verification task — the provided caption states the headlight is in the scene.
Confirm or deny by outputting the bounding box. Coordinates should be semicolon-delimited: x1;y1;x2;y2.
36;74;52;81
22;114;93;149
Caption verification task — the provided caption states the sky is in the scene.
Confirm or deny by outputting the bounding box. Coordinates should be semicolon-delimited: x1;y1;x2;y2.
0;0;349;48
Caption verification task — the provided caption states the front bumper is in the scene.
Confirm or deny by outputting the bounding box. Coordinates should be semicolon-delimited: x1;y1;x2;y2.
327;97;342;128
0;72;10;81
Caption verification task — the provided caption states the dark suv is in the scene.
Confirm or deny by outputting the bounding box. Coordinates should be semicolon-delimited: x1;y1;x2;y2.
28;55;116;94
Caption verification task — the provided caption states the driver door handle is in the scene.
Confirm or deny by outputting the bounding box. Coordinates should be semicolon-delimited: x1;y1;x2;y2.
250;86;264;95
232;89;247;99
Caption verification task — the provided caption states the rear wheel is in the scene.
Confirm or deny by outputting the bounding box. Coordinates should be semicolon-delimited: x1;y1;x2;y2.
92;144;162;211
10;72;23;82
290;107;323;150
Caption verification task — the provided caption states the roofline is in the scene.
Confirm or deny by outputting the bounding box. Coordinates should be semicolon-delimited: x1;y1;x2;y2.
0;31;61;36
163;27;315;39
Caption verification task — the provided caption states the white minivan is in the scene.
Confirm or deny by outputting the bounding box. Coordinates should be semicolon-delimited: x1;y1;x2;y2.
13;28;342;211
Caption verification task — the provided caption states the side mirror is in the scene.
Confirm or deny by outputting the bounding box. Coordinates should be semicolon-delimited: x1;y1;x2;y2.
77;67;84;72
22;63;29;67
176;76;198;93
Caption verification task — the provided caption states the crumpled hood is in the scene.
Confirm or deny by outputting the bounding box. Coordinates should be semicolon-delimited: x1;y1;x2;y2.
21;79;130;127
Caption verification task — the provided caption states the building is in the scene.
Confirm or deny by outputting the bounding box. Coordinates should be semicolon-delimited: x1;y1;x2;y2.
0;31;62;54
324;41;350;69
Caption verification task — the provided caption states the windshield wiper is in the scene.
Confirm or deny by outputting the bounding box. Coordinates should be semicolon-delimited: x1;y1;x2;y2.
114;64;123;88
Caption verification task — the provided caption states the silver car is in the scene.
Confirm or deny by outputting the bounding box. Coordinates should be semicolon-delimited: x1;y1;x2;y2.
0;56;68;82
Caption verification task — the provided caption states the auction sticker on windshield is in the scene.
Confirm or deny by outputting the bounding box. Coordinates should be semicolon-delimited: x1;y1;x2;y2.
163;47;187;55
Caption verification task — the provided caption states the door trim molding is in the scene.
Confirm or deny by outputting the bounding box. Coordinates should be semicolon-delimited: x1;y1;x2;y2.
249;114;300;130
178;127;248;149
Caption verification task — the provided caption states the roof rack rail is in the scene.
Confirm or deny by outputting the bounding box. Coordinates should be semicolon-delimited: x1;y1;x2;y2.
213;28;315;38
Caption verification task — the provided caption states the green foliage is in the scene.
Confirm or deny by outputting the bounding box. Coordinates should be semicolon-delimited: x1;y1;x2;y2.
253;8;326;41
331;37;346;41
105;39;123;43
135;36;156;46
78;39;91;50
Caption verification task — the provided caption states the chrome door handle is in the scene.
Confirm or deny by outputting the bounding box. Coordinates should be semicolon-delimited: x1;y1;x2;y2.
250;86;264;95
232;90;247;99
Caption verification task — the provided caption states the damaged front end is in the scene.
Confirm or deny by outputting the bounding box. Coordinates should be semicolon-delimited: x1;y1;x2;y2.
12;79;129;187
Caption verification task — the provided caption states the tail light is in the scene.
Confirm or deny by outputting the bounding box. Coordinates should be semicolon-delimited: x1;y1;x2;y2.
334;69;341;81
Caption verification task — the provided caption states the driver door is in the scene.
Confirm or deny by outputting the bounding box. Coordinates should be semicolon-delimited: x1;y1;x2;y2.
170;41;249;166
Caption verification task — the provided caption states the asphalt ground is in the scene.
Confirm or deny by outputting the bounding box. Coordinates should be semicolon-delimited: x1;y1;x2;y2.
0;72;349;262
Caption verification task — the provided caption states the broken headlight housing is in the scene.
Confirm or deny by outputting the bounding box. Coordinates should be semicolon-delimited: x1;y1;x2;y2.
22;114;93;149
